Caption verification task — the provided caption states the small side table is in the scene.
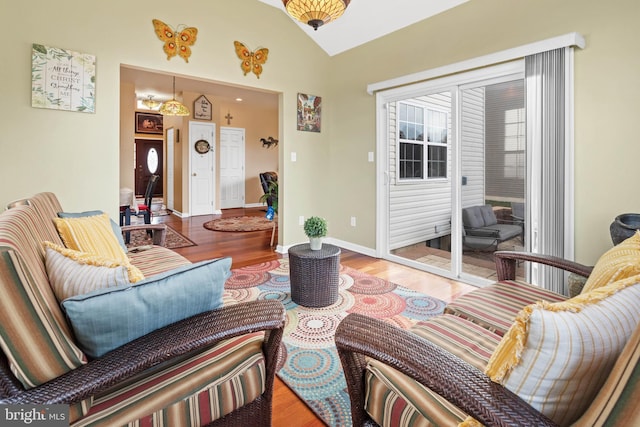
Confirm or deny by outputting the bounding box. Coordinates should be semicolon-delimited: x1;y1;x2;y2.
288;243;341;307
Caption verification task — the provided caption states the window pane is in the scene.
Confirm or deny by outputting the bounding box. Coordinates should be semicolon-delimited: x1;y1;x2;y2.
408;123;415;140
427;146;447;178
399;103;407;121
147;148;159;174
399;123;408;140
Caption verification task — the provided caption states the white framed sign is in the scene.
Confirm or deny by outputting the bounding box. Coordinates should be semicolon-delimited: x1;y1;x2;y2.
31;44;96;113
193;95;212;120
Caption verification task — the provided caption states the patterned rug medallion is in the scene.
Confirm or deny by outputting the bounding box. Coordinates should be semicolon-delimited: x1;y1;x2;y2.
226;260;446;426
125;225;196;249
204;216;275;232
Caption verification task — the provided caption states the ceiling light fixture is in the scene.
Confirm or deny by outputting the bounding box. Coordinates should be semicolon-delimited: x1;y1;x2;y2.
142;95;161;109
159;76;190;116
282;0;350;31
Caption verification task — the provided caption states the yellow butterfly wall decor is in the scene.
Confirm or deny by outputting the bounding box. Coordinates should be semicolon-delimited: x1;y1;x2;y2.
233;41;269;79
152;19;198;63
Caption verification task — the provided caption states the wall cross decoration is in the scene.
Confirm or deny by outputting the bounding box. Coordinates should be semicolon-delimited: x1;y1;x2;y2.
225;111;233;125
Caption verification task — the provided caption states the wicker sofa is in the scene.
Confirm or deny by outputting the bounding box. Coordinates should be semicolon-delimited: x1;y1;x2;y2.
336;247;640;426
0;192;285;426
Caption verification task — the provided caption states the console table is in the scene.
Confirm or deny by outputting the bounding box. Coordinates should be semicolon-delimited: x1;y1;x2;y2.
288;243;341;307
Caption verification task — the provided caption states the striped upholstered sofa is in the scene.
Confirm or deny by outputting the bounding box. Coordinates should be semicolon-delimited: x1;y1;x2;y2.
0;192;285;426
336;241;640;426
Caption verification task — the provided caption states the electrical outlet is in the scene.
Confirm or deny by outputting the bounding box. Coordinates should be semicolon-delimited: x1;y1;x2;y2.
299;216;305;225
350;216;357;227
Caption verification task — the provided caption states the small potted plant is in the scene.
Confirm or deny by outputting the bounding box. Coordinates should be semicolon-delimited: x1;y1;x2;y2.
304;216;327;250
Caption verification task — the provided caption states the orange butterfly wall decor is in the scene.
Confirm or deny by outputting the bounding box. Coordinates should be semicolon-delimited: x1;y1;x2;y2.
233;41;269;79
152;19;198;63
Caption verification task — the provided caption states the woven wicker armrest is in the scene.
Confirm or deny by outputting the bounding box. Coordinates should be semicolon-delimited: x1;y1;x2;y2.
494;251;593;281
120;223;167;246
335;313;557;427
0;300;285;405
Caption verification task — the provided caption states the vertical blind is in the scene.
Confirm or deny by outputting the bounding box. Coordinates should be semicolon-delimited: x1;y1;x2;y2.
525;48;567;294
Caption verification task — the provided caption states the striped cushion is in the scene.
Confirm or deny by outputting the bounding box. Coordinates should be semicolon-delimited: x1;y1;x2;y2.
444;280;566;335
582;231;640;293
486;276;640;425
127;246;191;277
54;213;130;265
410;315;501;371
44;242;140;302
75;332;266;427
27;192;66;246
364;315;501;426
366;361;466;427
0;248;87;388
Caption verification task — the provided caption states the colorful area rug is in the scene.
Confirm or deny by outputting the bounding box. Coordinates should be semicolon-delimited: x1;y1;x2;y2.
225;259;446;426
204;216;275;232
125;225;196;249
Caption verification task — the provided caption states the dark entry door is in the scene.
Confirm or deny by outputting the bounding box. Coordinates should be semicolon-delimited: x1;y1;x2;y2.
135;139;164;197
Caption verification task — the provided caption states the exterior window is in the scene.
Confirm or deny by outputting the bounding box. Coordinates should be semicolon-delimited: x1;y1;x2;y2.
504;108;525;179
398;102;447;180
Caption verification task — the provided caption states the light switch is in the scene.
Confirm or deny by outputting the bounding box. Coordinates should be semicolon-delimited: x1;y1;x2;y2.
291;152;297;162
368;152;374;162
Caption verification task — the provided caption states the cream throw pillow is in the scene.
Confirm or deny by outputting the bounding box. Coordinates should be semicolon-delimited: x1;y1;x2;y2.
43;242;143;302
485;275;640;425
581;231;640;293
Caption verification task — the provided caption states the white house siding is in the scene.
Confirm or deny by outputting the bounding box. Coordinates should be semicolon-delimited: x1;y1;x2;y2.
461;87;487;209
389;92;454;250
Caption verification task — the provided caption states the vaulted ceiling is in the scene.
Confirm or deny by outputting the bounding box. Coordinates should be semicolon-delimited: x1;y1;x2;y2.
258;0;468;56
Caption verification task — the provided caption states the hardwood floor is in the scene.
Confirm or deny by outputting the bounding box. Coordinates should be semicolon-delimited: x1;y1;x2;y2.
154;207;477;426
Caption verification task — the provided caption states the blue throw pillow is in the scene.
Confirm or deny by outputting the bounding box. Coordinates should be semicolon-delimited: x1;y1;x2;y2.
61;257;232;358
58;210;128;253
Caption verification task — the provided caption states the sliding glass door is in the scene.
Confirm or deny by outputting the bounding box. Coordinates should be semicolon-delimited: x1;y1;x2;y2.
380;62;527;285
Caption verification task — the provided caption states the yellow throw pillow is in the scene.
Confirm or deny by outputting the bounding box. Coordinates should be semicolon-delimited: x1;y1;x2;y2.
581;231;640;293
54;213;129;264
485;274;640;425
43;241;143;302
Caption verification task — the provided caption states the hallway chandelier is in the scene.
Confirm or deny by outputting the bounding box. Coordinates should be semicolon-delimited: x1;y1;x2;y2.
282;0;351;31
142;95;161;109
159;76;190;116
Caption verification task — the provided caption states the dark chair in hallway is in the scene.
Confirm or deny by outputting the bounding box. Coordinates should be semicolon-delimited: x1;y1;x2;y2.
259;172;278;209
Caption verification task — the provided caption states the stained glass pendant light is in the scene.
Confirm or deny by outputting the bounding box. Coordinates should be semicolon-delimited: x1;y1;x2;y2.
159;76;190;116
282;0;351;31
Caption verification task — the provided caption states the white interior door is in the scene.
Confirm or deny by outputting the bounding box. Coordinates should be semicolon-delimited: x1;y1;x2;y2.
190;121;216;216
166;127;175;211
220;127;245;209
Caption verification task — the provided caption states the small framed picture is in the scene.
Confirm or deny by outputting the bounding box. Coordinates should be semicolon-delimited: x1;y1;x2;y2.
297;93;321;133
135;112;163;134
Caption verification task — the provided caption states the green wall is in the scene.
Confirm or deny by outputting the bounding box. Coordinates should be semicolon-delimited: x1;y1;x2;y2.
1;0;638;264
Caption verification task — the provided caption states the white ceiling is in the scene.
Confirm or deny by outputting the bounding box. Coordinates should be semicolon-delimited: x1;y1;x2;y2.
122;0;468;106
258;0;469;56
